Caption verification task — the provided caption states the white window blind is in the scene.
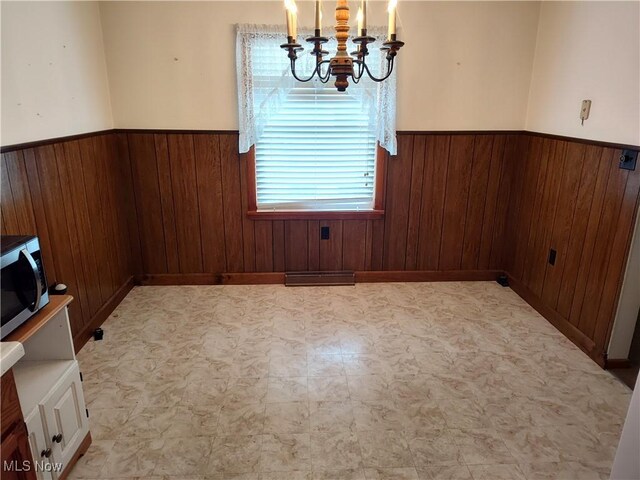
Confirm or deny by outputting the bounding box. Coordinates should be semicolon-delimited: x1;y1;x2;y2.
255;82;378;212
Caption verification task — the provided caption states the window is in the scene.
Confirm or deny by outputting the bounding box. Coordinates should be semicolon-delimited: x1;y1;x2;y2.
237;25;396;218
255;83;378;212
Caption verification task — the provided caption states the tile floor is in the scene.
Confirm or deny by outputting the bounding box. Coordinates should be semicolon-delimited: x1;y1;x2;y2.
69;282;632;480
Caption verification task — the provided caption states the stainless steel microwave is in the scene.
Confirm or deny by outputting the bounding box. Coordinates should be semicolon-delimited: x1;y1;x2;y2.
1;235;49;339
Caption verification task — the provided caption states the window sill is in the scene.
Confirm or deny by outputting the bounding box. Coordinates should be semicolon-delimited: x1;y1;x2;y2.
247;210;385;221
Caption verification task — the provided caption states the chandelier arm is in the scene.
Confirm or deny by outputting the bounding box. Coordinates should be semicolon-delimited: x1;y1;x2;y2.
361;56;395;83
289;58;320;83
290;58;332;83
352;57;366;81
318;61;332;82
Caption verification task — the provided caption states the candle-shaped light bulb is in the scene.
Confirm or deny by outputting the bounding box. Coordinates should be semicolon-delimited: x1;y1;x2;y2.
285;0;298;41
387;0;397;40
362;0;367;32
315;0;321;34
356;7;364;36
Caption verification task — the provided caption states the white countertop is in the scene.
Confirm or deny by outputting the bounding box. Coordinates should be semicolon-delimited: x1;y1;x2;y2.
0;341;25;376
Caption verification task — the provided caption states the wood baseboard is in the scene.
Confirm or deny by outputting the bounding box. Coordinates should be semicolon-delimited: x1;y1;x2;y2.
605;358;633;369
136;270;503;286
73;277;135;353
136;272;285;285
356;270;502;283
58;431;91;480
507;275;601;366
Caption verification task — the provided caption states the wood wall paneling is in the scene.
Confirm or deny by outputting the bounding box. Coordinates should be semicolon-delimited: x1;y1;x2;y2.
539;142;585;309
1;133;138;346
219;133;245;273
194;134;227;273
167;134;204;273
3;129;638;367
122;131;513;278
555;144;605;319
416;135;450;270
505;138;640;365
128;133;167;274
478;134;506;270
439;135;475;270
342;220;367;272
319;220;343;271
461;135;493;270
155;133;180;273
405;135;426;271
382;134;413;270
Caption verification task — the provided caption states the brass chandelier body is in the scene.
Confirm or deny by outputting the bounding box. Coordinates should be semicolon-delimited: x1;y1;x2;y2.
281;0;404;92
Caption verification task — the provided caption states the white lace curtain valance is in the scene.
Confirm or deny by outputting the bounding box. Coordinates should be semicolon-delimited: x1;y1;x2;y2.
235;23;397;155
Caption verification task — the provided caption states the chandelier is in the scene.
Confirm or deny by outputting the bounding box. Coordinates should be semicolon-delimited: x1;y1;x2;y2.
281;0;404;92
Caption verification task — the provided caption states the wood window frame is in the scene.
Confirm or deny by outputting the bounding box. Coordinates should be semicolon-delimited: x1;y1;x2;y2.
244;144;387;220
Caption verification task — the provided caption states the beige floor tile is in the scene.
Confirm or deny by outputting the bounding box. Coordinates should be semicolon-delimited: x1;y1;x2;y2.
153;436;212;475
416;465;472;480
66;439;115;479
452;428;517;466
100;436;164;477
310;432;363;470
264;402;310;434
308;354;346;377
310;468;366;479
260;433;311;472
86;407;133;440
122;405;219;438
70;283;630;480
308;376;350;401
546;425;617;464
209;435;263;474
182;374;228;406
230;353;270;377
269;355;308;377
261;472;311;479
224;377;268;405
466;464;526;480
398;401;448;439
498;426;562;464
409;430;464;467
364;467;419;479
310;400;356;433
351;399;404;432
266;377;308;403
358;430;414;468
440;398;493;430
347;375;391;401
217;402;266;435
518;461;611;480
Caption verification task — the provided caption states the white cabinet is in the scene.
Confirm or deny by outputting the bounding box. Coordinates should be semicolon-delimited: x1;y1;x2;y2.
10;296;91;480
25;408;52;480
40;363;87;469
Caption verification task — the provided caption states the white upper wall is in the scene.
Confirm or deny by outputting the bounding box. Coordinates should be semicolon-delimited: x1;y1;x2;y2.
526;1;640;146
1;1;113;146
98;1;540;131
2;1;639;146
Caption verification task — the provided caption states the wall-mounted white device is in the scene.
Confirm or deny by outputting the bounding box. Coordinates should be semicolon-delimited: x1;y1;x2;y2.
580;100;592;126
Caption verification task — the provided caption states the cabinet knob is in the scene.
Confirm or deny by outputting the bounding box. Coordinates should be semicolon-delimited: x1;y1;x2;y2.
52;433;63;443
41;448;52;458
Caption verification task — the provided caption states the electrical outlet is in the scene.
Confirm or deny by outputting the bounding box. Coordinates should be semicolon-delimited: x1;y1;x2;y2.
580;100;591;125
619;150;638;171
321;226;330;240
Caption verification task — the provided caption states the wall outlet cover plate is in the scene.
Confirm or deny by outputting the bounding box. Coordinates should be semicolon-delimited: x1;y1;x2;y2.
619;150;638;171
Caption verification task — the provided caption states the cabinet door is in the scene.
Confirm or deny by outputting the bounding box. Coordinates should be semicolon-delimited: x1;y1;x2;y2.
24;410;52;480
40;363;88;470
0;422;38;480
